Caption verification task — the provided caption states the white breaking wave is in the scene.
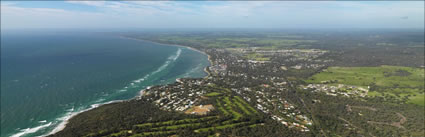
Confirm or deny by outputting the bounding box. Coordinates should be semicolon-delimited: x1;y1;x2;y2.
133;78;144;83
153;48;181;75
135;49;182;98
168;48;182;61
12;48;184;137
46;100;124;136
11;100;124;137
181;63;205;78
95;98;106;103
11;122;52;137
67;106;74;112
129;48;182;85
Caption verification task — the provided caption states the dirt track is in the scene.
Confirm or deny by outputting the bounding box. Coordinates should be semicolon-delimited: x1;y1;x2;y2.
367;112;406;129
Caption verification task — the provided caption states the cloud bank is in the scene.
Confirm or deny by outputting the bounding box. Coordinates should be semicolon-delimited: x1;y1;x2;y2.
1;1;424;29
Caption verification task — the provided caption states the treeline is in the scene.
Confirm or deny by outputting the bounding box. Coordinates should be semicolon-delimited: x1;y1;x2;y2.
50;100;194;137
130;30;424;68
296;90;424;137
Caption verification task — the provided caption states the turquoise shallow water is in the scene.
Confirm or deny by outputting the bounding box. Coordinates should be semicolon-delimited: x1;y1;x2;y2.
0;31;209;137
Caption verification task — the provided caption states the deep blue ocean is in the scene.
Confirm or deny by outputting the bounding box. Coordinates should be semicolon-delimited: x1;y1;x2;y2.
0;31;209;137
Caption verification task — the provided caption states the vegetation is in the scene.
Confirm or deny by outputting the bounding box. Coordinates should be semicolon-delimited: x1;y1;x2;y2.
234;96;258;114
204;92;222;97
125;33;317;50
54;30;424;137
244;53;270;61
54;85;266;137
306;65;425;105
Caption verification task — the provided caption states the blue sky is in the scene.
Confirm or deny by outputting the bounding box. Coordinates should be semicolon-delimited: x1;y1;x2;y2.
1;1;424;29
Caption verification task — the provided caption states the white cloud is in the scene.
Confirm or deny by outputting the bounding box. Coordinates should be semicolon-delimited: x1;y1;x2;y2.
1;4;110;29
66;1;106;7
1;1;424;29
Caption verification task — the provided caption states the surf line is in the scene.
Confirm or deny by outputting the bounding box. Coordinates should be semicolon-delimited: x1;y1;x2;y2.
40;48;183;137
129;48;182;88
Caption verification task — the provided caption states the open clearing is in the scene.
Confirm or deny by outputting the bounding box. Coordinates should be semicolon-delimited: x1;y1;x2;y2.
305;65;424;106
185;104;215;115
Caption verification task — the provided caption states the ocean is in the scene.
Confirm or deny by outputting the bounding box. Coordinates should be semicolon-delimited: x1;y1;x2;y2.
0;31;210;137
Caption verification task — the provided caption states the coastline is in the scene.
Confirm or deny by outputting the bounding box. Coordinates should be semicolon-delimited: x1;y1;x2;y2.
45;100;125;136
48;36;213;136
120;36;213;78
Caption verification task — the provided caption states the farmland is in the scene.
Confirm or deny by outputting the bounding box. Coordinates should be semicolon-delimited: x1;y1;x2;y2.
305;65;424;105
130;34;316;49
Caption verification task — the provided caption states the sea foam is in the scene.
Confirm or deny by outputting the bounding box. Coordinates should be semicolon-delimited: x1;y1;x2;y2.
10;122;52;137
131;48;182;85
46;100;124;136
13;48;184;137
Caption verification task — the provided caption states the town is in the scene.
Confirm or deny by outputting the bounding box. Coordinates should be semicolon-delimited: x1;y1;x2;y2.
53;31;425;137
300;84;369;97
134;47;328;134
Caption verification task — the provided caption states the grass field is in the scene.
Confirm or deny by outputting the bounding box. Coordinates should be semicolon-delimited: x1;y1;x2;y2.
139;131;176;137
223;97;243;120
207;84;231;93
216;99;230;115
155;36;316;49
234;96;258;114
134;116;218;128
86;86;262;137
306;66;424;87
204;92;222;97
233;98;252;115
305;65;424;105
243;53;270;61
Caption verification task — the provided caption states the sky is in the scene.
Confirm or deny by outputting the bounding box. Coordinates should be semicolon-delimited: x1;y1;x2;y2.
1;1;424;29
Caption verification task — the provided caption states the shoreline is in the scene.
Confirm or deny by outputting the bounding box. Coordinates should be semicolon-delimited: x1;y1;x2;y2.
45;100;125;136
120;36;213;78
120;36;208;58
48;36;213;136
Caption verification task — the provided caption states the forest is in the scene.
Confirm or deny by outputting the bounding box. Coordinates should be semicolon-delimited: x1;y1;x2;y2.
53;29;424;137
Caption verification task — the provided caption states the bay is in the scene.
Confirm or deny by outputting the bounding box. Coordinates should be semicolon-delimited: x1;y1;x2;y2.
0;31;209;137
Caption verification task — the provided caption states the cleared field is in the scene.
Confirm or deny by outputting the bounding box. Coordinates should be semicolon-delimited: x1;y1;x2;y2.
234;96;258;114
207;84;231;93
306;65;424;105
155;36;316;49
306;66;424;87
204;92;222;97
233;98;252;115
407;94;424;106
223;97;243;120
243;53;270;61
216;99;229;115
185;104;215;115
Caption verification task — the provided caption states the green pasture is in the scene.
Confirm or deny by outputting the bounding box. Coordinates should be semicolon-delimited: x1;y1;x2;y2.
305;65;424;105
